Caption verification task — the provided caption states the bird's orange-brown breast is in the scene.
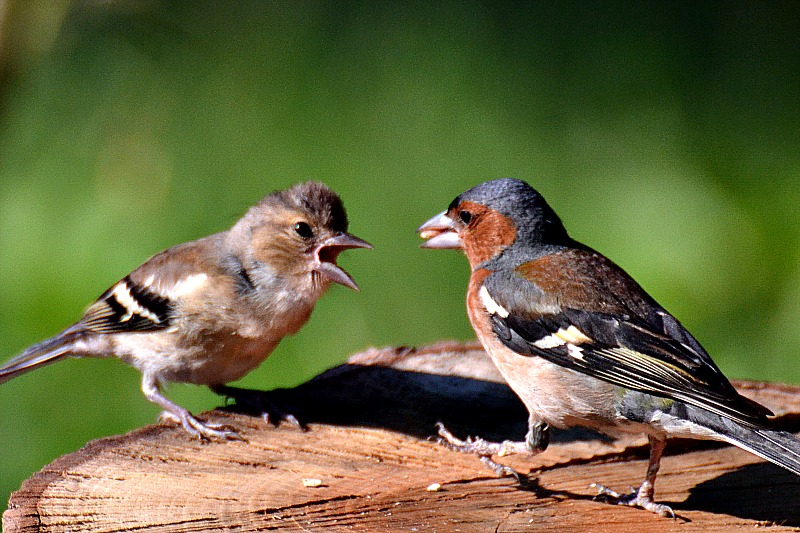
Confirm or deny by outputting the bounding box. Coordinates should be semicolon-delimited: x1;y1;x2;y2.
466;267;496;340
458;201;517;268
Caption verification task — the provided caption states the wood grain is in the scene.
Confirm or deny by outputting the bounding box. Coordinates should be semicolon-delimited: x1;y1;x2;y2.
5;342;800;532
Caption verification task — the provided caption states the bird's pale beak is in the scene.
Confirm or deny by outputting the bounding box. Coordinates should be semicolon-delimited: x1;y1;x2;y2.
314;232;372;291
417;211;462;249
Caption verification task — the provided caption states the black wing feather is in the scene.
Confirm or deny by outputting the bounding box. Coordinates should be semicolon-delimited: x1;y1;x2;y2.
81;275;174;333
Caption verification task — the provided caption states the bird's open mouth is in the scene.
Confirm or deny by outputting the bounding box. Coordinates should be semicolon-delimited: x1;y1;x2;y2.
314;233;372;290
417;211;462;249
418;227;446;240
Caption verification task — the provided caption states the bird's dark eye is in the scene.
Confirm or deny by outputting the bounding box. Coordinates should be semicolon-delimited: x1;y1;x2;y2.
293;221;313;239
458;210;473;225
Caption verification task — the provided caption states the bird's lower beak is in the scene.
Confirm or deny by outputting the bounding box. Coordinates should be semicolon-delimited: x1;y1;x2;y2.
417;211;462;249
314;233;372;291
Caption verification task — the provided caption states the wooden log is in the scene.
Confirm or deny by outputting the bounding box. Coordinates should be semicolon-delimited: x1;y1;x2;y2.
4;342;800;532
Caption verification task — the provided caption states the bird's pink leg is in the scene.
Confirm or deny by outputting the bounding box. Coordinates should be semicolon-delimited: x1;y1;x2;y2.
142;373;242;441
592;435;675;517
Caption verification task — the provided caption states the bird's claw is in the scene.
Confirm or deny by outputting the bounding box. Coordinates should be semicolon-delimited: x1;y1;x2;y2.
479;455;522;481
435;421;467;446
158;410;245;442
435;422;524;481
590;483;675;518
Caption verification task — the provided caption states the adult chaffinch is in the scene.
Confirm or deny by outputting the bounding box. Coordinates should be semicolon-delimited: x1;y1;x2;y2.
418;177;800;516
0;182;371;440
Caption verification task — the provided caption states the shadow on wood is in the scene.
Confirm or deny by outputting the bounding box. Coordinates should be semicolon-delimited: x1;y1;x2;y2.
218;341;602;445
5;342;800;532
682;462;800;524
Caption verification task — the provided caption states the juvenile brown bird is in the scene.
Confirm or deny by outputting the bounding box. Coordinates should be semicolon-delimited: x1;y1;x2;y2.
418;178;800;516
0;182;371;440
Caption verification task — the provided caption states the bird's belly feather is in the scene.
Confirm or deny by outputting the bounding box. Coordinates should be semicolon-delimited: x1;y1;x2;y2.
111;329;280;386
478;329;622;431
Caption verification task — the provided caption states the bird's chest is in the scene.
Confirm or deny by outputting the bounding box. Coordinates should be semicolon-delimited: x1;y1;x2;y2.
118;288;318;385
241;283;319;337
467;278;619;430
184;294;316;383
191;331;282;385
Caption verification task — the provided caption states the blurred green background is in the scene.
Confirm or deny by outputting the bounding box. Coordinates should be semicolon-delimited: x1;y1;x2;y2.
1;0;799;511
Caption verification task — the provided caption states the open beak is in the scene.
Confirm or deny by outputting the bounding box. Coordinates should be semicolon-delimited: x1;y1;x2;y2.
417;211;462;249
314;232;372;291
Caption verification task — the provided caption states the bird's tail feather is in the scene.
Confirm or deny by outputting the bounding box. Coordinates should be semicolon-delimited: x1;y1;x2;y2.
724;428;800;476
0;328;82;385
685;403;800;476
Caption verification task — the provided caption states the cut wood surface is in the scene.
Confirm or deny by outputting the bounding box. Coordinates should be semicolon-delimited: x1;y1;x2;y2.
5;342;800;532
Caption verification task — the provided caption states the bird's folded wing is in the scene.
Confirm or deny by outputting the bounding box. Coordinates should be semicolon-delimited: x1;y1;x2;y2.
483;273;772;429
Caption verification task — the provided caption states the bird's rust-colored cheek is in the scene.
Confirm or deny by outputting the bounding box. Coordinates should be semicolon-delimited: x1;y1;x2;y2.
460;202;517;267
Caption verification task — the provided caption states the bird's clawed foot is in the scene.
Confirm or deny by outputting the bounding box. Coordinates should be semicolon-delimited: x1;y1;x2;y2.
435;422;528;481
158;410;244;442
211;384;306;430
591;482;674;518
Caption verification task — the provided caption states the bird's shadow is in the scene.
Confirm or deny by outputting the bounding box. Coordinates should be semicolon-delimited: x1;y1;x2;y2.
217;344;601;444
679;462;800;526
219;362;531;441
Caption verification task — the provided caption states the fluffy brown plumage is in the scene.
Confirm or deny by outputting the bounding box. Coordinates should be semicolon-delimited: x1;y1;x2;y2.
0;182;371;439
